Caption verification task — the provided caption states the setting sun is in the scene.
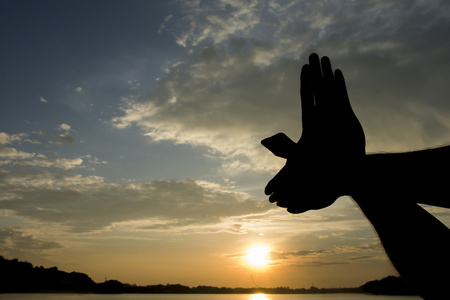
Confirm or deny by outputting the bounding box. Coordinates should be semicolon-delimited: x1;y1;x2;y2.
245;245;270;267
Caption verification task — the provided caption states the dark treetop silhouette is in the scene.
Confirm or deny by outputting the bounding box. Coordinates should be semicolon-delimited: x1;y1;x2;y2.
262;53;450;300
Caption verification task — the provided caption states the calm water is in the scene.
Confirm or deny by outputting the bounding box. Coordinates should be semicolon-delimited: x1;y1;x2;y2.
0;294;421;300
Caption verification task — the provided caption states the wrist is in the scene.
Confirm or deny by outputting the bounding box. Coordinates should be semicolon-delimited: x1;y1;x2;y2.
341;155;367;199
346;153;405;206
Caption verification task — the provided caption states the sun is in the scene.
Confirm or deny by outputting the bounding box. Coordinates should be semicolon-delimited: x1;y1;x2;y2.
245;245;270;267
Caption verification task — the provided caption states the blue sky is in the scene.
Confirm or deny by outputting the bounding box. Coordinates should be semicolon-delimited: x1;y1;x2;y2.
1;0;450;288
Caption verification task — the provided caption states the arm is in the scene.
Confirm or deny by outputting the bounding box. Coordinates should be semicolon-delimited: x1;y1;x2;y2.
263;53;450;209
352;154;450;299
359;148;450;208
263;53;450;299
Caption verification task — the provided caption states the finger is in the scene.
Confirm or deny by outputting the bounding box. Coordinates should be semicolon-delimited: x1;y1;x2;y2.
309;53;324;106
334;69;351;108
270;188;291;205
300;64;314;131
264;165;288;195
309;53;321;76
320;56;334;105
273;192;296;208
287;206;308;214
269;191;282;203
276;200;290;208
268;179;298;204
272;193;309;214
261;133;296;159
320;56;334;81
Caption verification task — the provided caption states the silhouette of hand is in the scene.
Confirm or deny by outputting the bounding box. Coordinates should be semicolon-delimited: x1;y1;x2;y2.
262;53;365;213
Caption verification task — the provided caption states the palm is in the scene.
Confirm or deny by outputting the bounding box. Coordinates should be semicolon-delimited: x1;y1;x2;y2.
262;54;365;213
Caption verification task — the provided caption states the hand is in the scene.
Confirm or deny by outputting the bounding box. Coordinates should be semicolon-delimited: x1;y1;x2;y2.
262;53;365;213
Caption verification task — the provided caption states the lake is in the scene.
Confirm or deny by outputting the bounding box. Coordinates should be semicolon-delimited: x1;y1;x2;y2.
0;294;422;300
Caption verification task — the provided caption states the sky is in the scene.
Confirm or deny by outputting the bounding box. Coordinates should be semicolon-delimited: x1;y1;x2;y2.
1;0;450;289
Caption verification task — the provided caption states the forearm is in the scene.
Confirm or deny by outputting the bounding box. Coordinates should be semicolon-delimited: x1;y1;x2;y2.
353;146;450;207
353;196;450;299
350;151;450;299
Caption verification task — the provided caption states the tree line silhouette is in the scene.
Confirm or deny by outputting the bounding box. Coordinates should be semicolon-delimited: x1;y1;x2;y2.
0;256;415;295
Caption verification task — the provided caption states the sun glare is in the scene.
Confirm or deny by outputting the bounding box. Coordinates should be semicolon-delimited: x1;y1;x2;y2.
246;245;270;267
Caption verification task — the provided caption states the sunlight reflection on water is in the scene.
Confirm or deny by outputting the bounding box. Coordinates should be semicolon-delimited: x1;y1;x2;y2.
244;294;421;300
250;294;269;300
0;294;423;300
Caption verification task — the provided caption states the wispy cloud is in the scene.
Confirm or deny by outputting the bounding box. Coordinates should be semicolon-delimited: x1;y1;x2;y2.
112;0;450;180
39;131;76;145
158;14;173;34
16;155;83;170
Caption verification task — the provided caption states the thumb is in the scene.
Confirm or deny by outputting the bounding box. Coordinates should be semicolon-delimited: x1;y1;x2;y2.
261;133;296;159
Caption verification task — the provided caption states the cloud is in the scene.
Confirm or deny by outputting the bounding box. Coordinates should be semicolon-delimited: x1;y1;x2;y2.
0;132;79;170
1;129;75;146
224;223;248;234
0;132;40;146
269;249;327;261
81;154;107;166
0;133;37;161
0;132;28;145
267;242;384;267
0;149;84;171
112;46;302;174
75;87;84;94
0;147;35;160
16;155;83;170
111;0;450;180
225;240;384;267
0;227;63;256
158;14;173;34
0;169;270;232
53;132;76;145
58;123;71;131
0;132;104;171
40;131;76;145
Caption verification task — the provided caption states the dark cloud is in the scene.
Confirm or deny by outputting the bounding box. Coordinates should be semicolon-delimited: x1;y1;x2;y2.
0;172;269;233
0;227;63;255
266;241;384;267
